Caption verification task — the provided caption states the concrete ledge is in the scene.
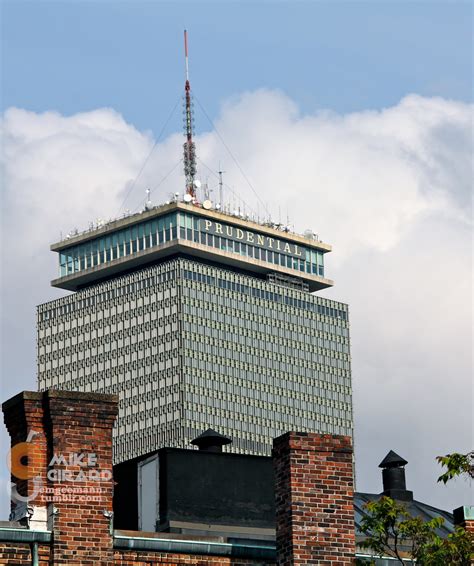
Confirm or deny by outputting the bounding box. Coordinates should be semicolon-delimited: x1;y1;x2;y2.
0;527;51;543
2;391;43;412
273;431;353;453
3;390;119;412
114;532;276;560
46;389;119;404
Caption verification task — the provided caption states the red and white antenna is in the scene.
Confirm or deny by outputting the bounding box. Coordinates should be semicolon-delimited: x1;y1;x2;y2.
183;30;197;199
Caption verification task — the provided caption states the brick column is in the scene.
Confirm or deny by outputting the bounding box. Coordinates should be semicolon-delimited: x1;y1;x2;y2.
3;392;49;529
3;390;118;565
46;390;118;565
273;432;355;565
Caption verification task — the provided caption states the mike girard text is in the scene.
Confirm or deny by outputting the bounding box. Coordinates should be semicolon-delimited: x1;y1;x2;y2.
203;219;304;258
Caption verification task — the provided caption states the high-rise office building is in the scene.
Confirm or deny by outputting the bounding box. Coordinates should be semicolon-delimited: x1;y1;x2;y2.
37;201;352;462
37;31;352;463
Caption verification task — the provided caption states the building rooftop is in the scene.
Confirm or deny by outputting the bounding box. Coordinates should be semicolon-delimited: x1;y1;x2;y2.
50;200;334;292
113;439;455;546
354;493;454;540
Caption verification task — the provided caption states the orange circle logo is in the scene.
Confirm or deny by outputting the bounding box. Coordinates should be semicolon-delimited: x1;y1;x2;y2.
8;442;39;480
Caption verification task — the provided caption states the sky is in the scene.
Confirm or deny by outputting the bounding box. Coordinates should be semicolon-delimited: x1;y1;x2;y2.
1;0;473;517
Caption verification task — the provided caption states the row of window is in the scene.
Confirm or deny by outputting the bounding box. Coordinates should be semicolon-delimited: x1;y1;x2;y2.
183;403;350;437
182;270;347;320
38;316;178;341
59;213;178;276
183;331;349;369
184;392;350;424
178;211;324;268
39;339;180;360
39;269;177;322
40;370;180;395
183;345;351;380
183;315;349;356
38;354;180;376
183;379;350;411
57;211;325;280
183;364;351;395
178;225;324;276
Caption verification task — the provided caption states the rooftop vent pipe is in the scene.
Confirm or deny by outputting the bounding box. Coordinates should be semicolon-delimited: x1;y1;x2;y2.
190;429;232;453
379;450;413;502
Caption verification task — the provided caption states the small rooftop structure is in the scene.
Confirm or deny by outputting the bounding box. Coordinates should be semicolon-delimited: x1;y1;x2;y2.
190;428;232;452
378;450;413;502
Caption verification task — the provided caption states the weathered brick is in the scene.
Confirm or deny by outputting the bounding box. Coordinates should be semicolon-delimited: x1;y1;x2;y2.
273;431;355;565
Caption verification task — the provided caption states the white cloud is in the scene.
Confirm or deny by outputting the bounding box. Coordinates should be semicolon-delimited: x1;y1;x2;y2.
0;91;472;515
2;107;153;236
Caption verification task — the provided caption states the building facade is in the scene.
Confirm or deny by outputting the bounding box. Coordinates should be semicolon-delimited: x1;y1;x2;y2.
3;389;468;565
37;201;352;462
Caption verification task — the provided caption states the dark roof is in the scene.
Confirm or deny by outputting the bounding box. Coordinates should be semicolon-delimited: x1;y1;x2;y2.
379;450;408;468
115;445;455;544
354;493;454;538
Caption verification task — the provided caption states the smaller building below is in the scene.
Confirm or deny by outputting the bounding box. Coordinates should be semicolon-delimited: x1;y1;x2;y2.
114;431;455;552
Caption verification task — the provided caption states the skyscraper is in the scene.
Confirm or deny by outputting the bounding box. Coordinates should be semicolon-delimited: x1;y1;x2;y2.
36;31;352;463
37;201;352;462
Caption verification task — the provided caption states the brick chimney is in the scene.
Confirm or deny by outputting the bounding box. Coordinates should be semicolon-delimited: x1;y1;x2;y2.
3;392;49;529
3;389;118;564
273;432;355;565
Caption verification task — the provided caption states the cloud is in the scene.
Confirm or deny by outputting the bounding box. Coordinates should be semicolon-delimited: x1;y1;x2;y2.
0;91;472;515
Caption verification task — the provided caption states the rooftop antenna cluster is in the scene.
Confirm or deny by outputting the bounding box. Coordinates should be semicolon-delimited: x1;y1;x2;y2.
218;169;224;209
183;30;198;199
58;32;310;243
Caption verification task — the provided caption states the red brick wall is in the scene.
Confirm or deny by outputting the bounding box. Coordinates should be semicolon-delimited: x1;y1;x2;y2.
273;432;355;565
3;392;49;511
114;550;273;564
3;389;118;565
0;542;50;564
46;390;118;564
0;544;272;566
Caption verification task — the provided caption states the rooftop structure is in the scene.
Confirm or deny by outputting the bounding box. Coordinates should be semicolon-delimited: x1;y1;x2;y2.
114;440;455;546
51;200;333;292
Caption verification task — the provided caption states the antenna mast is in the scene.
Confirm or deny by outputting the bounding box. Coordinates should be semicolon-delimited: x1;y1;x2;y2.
218;169;224;208
183;30;197;198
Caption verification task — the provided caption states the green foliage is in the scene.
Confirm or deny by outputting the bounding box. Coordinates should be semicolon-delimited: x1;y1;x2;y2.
436;451;474;484
416;526;474;565
358;496;473;565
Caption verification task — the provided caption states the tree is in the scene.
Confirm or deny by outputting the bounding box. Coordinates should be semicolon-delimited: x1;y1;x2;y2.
358;496;473;565
358;451;474;564
416;527;474;566
436;451;474;484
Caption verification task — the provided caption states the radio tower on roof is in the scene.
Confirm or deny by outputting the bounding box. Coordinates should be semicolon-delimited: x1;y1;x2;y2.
183;30;197;198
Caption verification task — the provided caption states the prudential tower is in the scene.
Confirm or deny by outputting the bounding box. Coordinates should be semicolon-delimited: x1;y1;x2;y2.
37;32;353;463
